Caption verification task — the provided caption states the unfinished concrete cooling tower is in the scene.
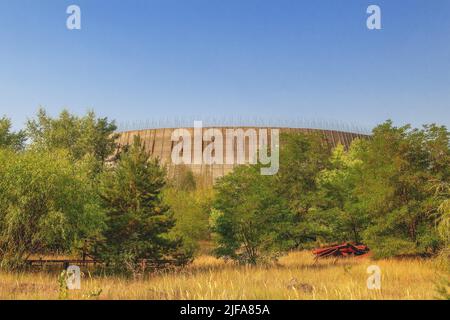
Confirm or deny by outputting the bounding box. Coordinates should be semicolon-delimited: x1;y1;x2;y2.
116;127;368;185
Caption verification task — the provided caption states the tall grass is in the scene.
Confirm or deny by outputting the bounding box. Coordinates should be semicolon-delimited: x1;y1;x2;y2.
0;251;446;300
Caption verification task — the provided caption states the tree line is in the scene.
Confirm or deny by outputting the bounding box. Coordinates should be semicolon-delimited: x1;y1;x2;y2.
0;110;189;273
212;122;450;264
0;109;448;272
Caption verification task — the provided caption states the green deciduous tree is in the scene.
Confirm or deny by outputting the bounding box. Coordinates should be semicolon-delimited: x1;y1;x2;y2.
164;187;213;255
356;121;449;258
316;142;370;243
211;132;337;264
275;132;332;248
0;149;104;270
27;109;118;164
277;132;331;215
212;165;291;264
0;117;26;151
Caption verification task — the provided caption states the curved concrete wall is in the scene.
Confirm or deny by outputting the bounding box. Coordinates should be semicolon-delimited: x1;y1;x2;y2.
116;127;368;185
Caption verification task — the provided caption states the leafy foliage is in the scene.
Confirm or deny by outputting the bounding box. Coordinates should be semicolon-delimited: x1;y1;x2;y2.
27;109;118;164
0;149;104;269
0;110;448;270
212;165;291;264
356;122;448;257
316;143;369;243
170;164;197;191
274;132;332;248
0;117;26;151
277;132;331;216
212;124;449;261
164;186;213;255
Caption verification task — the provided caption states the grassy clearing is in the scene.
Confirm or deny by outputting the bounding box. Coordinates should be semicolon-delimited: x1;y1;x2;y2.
0;251;446;300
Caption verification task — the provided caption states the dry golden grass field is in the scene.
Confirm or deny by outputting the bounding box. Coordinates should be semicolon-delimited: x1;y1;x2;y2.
0;251;448;300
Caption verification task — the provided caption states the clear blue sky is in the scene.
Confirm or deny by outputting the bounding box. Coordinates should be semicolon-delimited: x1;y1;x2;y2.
1;0;449;131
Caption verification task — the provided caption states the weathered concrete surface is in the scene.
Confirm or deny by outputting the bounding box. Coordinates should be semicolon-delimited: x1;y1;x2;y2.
116;127;368;185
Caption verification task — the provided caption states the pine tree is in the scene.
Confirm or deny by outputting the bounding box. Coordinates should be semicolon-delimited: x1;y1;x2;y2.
97;136;185;272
